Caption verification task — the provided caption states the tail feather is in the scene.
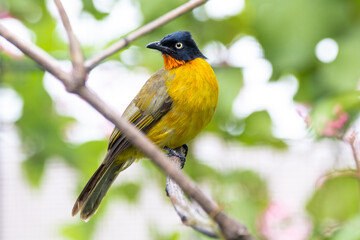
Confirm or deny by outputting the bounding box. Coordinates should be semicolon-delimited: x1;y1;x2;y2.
72;160;134;221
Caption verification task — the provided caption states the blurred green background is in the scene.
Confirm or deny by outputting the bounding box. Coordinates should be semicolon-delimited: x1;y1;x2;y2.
1;0;360;239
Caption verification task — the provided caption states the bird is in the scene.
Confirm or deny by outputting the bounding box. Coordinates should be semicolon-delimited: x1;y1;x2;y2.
72;31;219;221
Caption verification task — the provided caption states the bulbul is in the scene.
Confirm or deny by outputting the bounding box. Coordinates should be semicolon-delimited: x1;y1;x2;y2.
72;31;219;220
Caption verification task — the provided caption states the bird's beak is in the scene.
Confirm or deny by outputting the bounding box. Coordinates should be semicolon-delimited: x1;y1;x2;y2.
146;41;162;50
146;41;171;54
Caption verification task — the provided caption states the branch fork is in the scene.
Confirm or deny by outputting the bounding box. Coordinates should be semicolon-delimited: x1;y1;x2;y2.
54;0;86;93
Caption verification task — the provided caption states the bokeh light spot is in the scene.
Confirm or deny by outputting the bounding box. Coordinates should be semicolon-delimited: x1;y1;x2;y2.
0;87;23;123
205;0;245;20
315;38;338;63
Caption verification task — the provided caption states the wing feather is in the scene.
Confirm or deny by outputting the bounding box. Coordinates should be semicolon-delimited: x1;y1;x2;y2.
104;68;173;163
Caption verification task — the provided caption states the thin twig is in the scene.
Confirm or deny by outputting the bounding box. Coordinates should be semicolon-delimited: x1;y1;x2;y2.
84;0;207;72
350;143;360;178
0;7;254;239
315;169;358;189
345;130;360;178
54;0;86;91
344;130;360;202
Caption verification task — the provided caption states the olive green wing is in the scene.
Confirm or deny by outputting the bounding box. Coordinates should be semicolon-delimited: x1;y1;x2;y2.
104;68;173;163
72;69;174;219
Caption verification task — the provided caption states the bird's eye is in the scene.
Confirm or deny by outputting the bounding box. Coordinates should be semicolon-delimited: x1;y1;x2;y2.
175;42;183;49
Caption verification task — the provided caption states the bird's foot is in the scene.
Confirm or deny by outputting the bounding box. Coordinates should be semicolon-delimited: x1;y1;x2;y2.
164;144;188;169
182;144;188;158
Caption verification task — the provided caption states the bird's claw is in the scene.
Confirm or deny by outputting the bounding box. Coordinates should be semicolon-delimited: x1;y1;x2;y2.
182;144;188;158
164;145;187;169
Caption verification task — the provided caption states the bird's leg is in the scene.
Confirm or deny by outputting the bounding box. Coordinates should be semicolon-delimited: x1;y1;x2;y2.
182;144;188;158
165;144;188;197
164;144;188;169
164;144;219;238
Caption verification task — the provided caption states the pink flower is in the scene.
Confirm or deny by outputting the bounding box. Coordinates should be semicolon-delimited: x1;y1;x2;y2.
0;11;13;19
321;104;349;138
296;104;311;126
259;202;312;240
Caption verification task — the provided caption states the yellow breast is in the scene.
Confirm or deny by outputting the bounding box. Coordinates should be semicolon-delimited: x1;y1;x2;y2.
147;58;219;148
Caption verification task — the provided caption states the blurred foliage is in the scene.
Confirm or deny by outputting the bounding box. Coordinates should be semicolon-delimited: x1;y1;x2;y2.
1;56;75;186
149;225;181;240
61;221;97;240
2;0;360;239
247;0;360;134
206;66;243;134
307;175;360;239
248;0;351;78
82;0;108;20
112;182;142;203
238;111;286;148
307;176;360;224
329;214;360;240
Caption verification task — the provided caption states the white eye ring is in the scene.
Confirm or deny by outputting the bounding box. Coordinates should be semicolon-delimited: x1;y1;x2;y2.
175;42;183;49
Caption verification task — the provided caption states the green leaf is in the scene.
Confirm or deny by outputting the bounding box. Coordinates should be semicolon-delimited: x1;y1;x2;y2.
249;0;352;79
21;153;46;187
330;215;360;240
310;91;360;136
149;224;181;240
307;176;360;224
112;182;142;203
318;29;360;94
213;170;269;236
184;156;222;182
61;221;97;240
295;29;360;104
71;140;107;178
81;0;109;20
206;67;243;133
237;111;286;148
2;57;77;186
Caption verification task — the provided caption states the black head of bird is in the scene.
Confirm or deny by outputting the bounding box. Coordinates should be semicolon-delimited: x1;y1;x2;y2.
146;31;206;62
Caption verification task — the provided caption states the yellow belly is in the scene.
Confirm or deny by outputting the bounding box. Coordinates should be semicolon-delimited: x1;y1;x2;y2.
146;106;215;148
146;58;218;148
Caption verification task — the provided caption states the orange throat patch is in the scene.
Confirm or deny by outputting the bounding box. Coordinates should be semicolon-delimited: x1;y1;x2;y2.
163;54;185;70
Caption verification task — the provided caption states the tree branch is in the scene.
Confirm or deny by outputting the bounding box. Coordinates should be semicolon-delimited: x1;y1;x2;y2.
84;0;207;72
166;146;221;238
54;0;86;92
0;2;254;239
0;23;71;84
344;130;360;178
